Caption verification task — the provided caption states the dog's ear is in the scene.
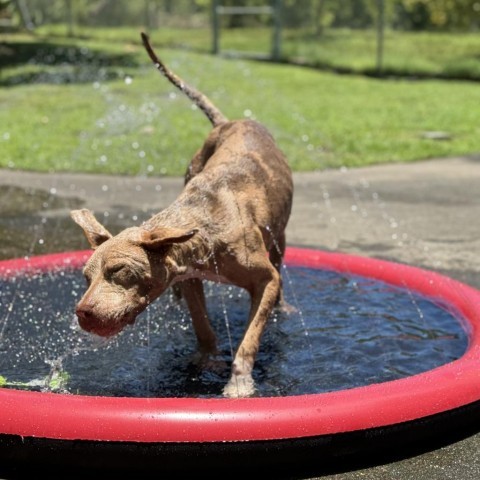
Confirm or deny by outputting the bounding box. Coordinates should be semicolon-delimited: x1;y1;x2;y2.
70;209;113;249
139;227;198;251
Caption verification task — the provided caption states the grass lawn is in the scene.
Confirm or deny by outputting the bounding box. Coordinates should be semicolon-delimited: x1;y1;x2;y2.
282;29;480;80
33;24;480;81
1;28;479;176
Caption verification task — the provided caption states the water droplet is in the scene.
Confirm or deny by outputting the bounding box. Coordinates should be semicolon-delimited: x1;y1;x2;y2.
147;165;154;173
49;188;57;195
101;185;108;192
243;109;252;118
132;142;139;149
138;151;146;158
124;76;133;85
2;132;10;140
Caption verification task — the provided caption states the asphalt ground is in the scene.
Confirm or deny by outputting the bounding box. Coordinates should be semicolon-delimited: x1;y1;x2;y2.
0;154;479;478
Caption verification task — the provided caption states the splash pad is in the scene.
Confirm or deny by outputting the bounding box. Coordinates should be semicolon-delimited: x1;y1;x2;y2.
1;246;480;476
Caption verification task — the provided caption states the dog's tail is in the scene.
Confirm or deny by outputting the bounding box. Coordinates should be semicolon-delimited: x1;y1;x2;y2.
141;32;228;127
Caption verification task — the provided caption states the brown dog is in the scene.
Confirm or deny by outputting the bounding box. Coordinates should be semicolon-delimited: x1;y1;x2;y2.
70;33;293;397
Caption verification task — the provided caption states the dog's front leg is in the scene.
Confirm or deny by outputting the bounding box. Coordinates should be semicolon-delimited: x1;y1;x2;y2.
223;266;280;398
180;278;219;366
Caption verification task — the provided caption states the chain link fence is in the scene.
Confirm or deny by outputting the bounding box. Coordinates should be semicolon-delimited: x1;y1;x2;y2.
3;1;480;80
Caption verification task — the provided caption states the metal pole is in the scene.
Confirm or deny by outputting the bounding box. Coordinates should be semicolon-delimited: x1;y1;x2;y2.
66;0;74;37
376;0;385;75
271;0;282;61
144;0;151;31
212;0;220;55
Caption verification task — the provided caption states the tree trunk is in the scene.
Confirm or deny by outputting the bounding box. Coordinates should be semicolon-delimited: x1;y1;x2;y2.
14;0;35;31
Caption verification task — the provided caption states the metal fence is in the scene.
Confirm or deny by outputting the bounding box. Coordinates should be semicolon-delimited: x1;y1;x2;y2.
5;0;480;80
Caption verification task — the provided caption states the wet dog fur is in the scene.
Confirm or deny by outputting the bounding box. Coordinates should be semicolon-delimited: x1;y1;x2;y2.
70;33;293;398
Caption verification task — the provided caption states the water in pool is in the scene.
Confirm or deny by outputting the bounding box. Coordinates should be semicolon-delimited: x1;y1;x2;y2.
0;265;467;397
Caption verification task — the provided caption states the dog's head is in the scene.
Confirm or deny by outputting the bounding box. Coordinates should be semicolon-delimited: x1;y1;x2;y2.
70;209;196;337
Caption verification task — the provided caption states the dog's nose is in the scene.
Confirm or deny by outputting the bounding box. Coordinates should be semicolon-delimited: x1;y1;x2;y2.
76;304;93;321
75;304;98;332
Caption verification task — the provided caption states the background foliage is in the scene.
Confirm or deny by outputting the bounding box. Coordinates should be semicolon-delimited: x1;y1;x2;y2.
1;1;479;175
2;0;480;31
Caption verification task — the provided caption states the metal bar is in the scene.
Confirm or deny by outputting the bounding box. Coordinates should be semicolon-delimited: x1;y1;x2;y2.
212;0;220;54
271;0;282;61
216;6;273;16
376;0;385;75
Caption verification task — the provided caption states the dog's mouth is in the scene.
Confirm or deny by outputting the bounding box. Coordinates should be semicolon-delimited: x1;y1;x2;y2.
76;310;138;338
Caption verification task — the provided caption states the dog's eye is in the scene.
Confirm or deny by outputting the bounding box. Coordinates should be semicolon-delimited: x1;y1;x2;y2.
109;264;125;274
108;264;125;277
108;264;135;284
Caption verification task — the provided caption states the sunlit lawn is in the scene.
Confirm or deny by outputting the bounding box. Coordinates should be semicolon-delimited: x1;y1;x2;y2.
1;28;479;175
34;24;480;80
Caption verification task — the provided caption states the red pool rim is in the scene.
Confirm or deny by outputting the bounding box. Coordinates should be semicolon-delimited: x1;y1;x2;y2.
0;247;480;444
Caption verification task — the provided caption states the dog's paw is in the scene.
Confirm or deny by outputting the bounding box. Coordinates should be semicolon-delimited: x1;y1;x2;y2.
222;374;256;398
275;300;298;315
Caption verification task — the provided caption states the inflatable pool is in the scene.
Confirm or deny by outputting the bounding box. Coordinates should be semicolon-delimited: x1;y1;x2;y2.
0;247;479;476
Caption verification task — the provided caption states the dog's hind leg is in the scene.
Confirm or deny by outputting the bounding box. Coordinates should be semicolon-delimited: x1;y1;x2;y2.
268;230;286;306
267;231;295;313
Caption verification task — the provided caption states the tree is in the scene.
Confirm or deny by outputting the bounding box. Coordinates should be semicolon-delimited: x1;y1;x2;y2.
399;0;480;29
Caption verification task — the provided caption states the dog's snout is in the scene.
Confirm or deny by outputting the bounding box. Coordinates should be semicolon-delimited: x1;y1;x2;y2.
76;304;94;321
75;303;99;333
75;302;125;337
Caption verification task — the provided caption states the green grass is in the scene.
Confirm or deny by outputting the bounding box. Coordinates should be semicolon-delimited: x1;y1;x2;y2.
282;28;480;80
1;29;479;175
32;24;480;80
